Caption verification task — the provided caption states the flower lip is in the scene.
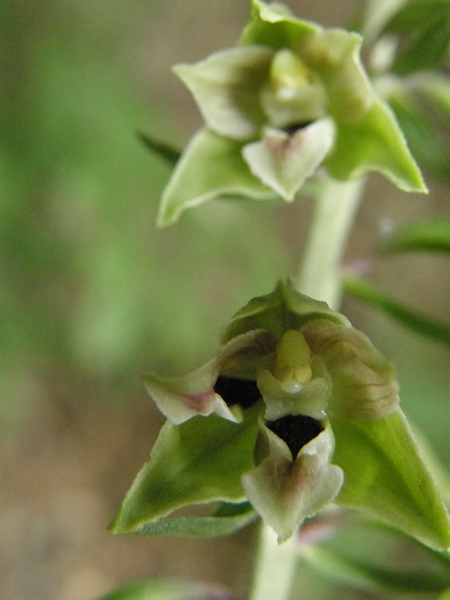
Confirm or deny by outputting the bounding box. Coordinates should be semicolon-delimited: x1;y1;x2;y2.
266;414;324;460
214;375;262;410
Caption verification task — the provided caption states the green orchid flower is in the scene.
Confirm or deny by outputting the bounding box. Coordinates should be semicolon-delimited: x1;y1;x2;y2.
110;281;450;550
158;0;426;226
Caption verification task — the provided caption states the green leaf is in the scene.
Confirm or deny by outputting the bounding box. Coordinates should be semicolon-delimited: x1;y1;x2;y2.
109;410;260;534
239;0;318;51
388;88;450;181
332;408;450;551
137;132;181;166
344;276;450;347
302;521;450;593
385;0;450;74
136;502;257;538
381;216;450;253
325;98;427;193
157;128;274;227
95;577;233;600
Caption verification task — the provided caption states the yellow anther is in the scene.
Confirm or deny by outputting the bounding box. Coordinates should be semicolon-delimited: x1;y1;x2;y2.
275;329;312;386
270;50;311;92
294;364;312;384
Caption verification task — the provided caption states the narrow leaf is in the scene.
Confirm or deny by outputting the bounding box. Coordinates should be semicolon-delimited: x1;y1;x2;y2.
137;132;181;166
95;577;233;600
303;542;450;593
388;89;450;181
304;544;450;594
332;408;450;551
385;0;450;73
380;216;450;254
110;410;260;534
136;502;257;538
344;276;450;347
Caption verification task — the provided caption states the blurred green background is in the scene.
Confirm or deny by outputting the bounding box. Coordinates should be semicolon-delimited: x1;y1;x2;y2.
0;1;448;599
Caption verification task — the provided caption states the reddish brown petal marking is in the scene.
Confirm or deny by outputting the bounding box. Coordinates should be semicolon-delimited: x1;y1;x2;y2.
183;390;215;412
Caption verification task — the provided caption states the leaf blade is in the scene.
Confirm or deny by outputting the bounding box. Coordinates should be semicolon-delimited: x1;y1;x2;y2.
344;276;450;347
381;217;450;254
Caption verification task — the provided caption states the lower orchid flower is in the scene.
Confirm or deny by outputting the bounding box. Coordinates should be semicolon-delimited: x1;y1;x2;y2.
110;281;450;551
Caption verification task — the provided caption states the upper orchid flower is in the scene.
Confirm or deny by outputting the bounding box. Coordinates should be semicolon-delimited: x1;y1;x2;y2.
110;281;450;551
157;0;426;226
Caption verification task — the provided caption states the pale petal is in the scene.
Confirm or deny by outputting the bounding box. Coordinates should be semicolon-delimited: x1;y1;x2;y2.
242;119;335;201
173;46;273;140
144;330;274;424
242;421;343;542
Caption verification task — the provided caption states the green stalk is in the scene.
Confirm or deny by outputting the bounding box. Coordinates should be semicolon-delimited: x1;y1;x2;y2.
296;178;365;309
248;524;298;600
247;177;366;600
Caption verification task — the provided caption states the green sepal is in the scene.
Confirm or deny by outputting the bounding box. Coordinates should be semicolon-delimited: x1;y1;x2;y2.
241;2;372;125
344;275;450;347
135;502;257;538
240;0;318;51
109;409;260;534
223;279;349;342
381;216;450;254
298;28;372;125
325;98;427;193
95;577;231;600
157;128;274;227
332;408;450;551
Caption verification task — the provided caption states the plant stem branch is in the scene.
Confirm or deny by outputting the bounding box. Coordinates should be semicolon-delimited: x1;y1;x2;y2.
247;177;366;600
295;178;366;309
248;525;298;600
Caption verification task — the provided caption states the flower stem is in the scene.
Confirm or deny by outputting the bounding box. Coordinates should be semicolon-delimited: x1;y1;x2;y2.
247;177;366;600
295;178;366;309
248;524;298;600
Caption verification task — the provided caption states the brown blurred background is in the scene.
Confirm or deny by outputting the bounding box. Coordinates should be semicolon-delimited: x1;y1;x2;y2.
0;1;448;599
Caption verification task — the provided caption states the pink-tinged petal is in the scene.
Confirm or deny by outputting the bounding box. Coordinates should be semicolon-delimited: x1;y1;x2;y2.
242;420;343;542
242;119;335;201
301;318;399;421
144;329;275;424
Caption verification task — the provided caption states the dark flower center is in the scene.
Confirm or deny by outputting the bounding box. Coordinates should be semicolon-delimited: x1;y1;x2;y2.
214;375;261;410
283;122;313;135
266;414;324;460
